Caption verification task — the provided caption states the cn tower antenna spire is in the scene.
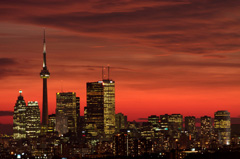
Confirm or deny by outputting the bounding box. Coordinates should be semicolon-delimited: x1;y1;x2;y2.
43;28;46;43
43;29;47;68
40;28;50;134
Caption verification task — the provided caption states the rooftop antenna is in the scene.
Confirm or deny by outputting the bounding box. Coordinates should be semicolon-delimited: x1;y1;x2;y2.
61;80;63;92
102;66;104;80
108;65;110;80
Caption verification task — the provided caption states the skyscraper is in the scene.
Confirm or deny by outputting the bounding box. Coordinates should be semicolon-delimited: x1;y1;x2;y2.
13;90;27;140
86;68;115;139
168;114;183;139
26;101;41;138
201;116;212;137
115;113;128;133
185;116;196;138
40;29;50;133
148;115;159;126
56;92;79;135
200;116;212;148
160;114;169;130
103;80;115;138
214;110;231;145
85;82;105;138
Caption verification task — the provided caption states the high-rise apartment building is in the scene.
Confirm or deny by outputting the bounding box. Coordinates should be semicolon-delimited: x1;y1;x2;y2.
185;116;196;138
115;113;128;133
40;30;50;134
214;110;231;145
200;116;212;148
56;92;79;135
26;101;41;138
86;78;115;139
201;116;212;137
13;90;27;140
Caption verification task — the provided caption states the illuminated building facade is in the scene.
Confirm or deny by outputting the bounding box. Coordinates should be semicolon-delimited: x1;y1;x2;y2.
13;90;26;140
26;101;41;138
160;114;169;130
168;114;183;139
201;116;212;136
86;81;105;138
86;79;115;139
40;30;50;133
185;116;196;138
148;115;159;126
56;92;79;135
140;122;154;140
214;110;231;145
103;80;115;139
113;133;128;156
48;114;56;133
115;113;128;133
200;116;212;148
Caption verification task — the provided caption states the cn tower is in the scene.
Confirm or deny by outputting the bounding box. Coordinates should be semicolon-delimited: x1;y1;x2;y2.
40;29;50;133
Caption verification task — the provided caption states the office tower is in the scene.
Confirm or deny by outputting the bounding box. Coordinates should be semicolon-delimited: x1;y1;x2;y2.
115;113;128;133
168;114;183;139
141;122;154;140
201;116;212;148
169;114;183;130
40;30;50;133
86;68;115;139
102;79;115;138
160;114;169;130
48;114;56;133
148;115;159;126
26;101;41;138
185;116;196;138
56;92;79;135
13;90;27;140
214;110;231;145
85;82;104;138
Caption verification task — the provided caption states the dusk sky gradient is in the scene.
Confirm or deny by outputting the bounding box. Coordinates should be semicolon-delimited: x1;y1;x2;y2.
1;0;240;124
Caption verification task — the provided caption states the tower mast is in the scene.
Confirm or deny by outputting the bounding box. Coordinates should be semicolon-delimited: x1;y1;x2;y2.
40;29;50;134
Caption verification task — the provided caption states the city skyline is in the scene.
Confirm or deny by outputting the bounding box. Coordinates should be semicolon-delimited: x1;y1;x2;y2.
1;0;240;124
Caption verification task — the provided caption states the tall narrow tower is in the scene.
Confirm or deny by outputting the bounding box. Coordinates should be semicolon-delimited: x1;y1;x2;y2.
40;29;50;133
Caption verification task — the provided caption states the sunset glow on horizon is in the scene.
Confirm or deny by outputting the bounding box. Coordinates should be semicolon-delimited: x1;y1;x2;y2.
1;0;240;124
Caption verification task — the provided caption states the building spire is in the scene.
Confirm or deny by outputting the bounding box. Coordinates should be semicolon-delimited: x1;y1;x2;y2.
40;29;50;133
43;29;46;68
43;28;46;53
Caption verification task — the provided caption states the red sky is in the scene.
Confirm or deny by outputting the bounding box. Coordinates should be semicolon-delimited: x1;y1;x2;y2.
1;0;240;124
